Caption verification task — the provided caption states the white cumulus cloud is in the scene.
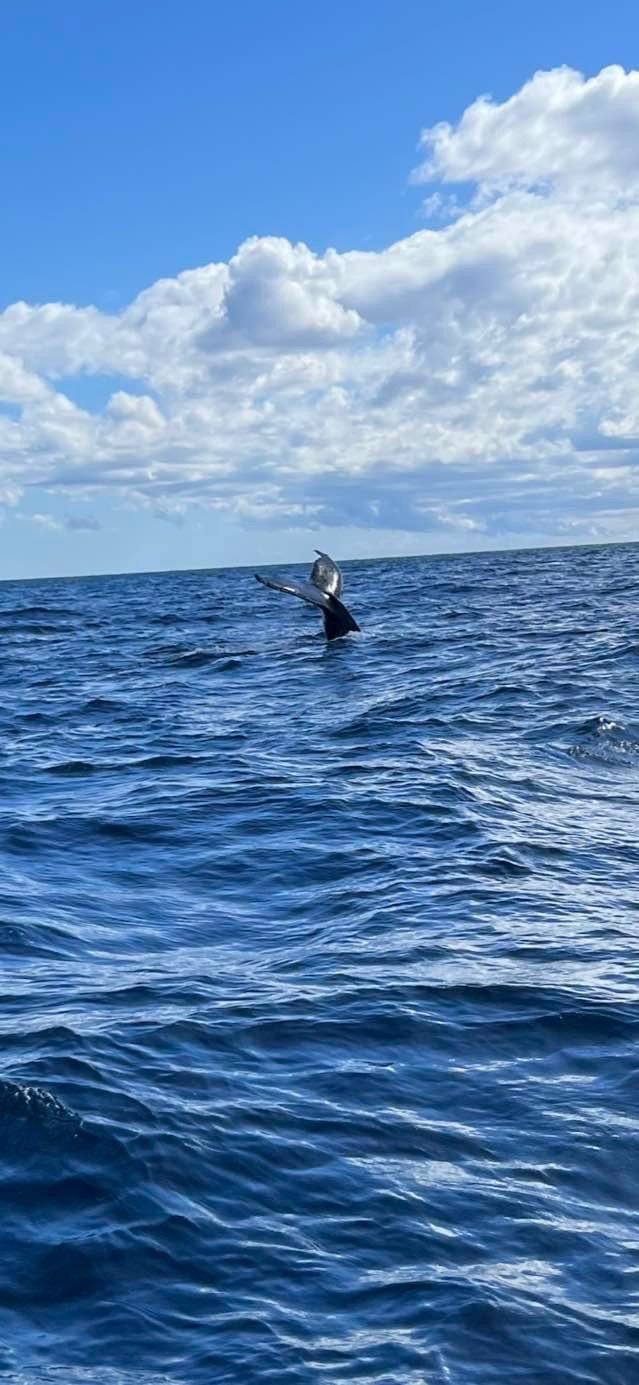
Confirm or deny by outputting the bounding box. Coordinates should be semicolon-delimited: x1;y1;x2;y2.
413;64;639;199
1;64;639;548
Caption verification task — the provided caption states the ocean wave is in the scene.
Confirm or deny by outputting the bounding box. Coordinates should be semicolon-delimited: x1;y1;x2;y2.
0;545;637;1382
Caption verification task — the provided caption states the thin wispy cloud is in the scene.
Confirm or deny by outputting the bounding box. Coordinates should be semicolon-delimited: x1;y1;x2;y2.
64;514;102;532
1;65;639;548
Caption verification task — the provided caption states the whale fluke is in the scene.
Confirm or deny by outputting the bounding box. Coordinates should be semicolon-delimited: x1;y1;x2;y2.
310;550;342;597
255;553;359;640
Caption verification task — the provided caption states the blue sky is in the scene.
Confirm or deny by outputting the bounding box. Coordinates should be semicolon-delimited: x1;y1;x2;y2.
1;1;639;578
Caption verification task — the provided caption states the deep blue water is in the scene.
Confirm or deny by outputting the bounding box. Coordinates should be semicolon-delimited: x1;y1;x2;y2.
0;543;638;1384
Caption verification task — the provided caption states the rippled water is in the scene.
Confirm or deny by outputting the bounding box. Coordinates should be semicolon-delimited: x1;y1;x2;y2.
0;543;637;1384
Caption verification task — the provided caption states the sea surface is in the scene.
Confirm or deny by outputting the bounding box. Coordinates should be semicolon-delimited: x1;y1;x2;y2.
0;544;637;1385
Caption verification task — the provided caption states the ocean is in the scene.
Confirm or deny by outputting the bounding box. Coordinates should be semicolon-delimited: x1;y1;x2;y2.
0;543;637;1384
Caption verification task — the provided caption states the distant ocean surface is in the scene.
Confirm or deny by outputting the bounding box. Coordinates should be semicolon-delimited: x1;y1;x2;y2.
0;543;637;1385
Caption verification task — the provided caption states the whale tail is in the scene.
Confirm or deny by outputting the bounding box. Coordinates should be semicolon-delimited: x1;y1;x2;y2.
310;550;342;598
255;572;360;640
321;593;360;640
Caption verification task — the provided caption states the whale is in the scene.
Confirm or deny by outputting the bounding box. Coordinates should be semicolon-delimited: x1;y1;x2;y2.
255;551;360;640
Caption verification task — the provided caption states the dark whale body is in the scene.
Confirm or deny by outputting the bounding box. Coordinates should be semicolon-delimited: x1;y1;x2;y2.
255;551;360;640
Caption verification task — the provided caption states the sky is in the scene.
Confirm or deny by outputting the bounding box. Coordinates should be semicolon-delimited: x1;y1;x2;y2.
2;1;639;578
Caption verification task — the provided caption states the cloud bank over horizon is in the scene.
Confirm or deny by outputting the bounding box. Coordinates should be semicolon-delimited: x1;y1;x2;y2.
3;64;639;555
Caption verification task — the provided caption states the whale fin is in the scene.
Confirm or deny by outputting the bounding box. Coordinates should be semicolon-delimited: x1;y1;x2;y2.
255;572;359;640
310;550;342;597
255;572;333;610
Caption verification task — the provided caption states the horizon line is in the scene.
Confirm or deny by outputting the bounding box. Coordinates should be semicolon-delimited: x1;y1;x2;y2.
0;535;635;586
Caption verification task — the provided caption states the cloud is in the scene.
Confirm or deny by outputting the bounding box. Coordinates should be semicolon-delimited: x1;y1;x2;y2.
2;64;639;548
29;512;62;531
20;511;101;533
206;237;364;350
412;65;639;199
65;514;101;531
